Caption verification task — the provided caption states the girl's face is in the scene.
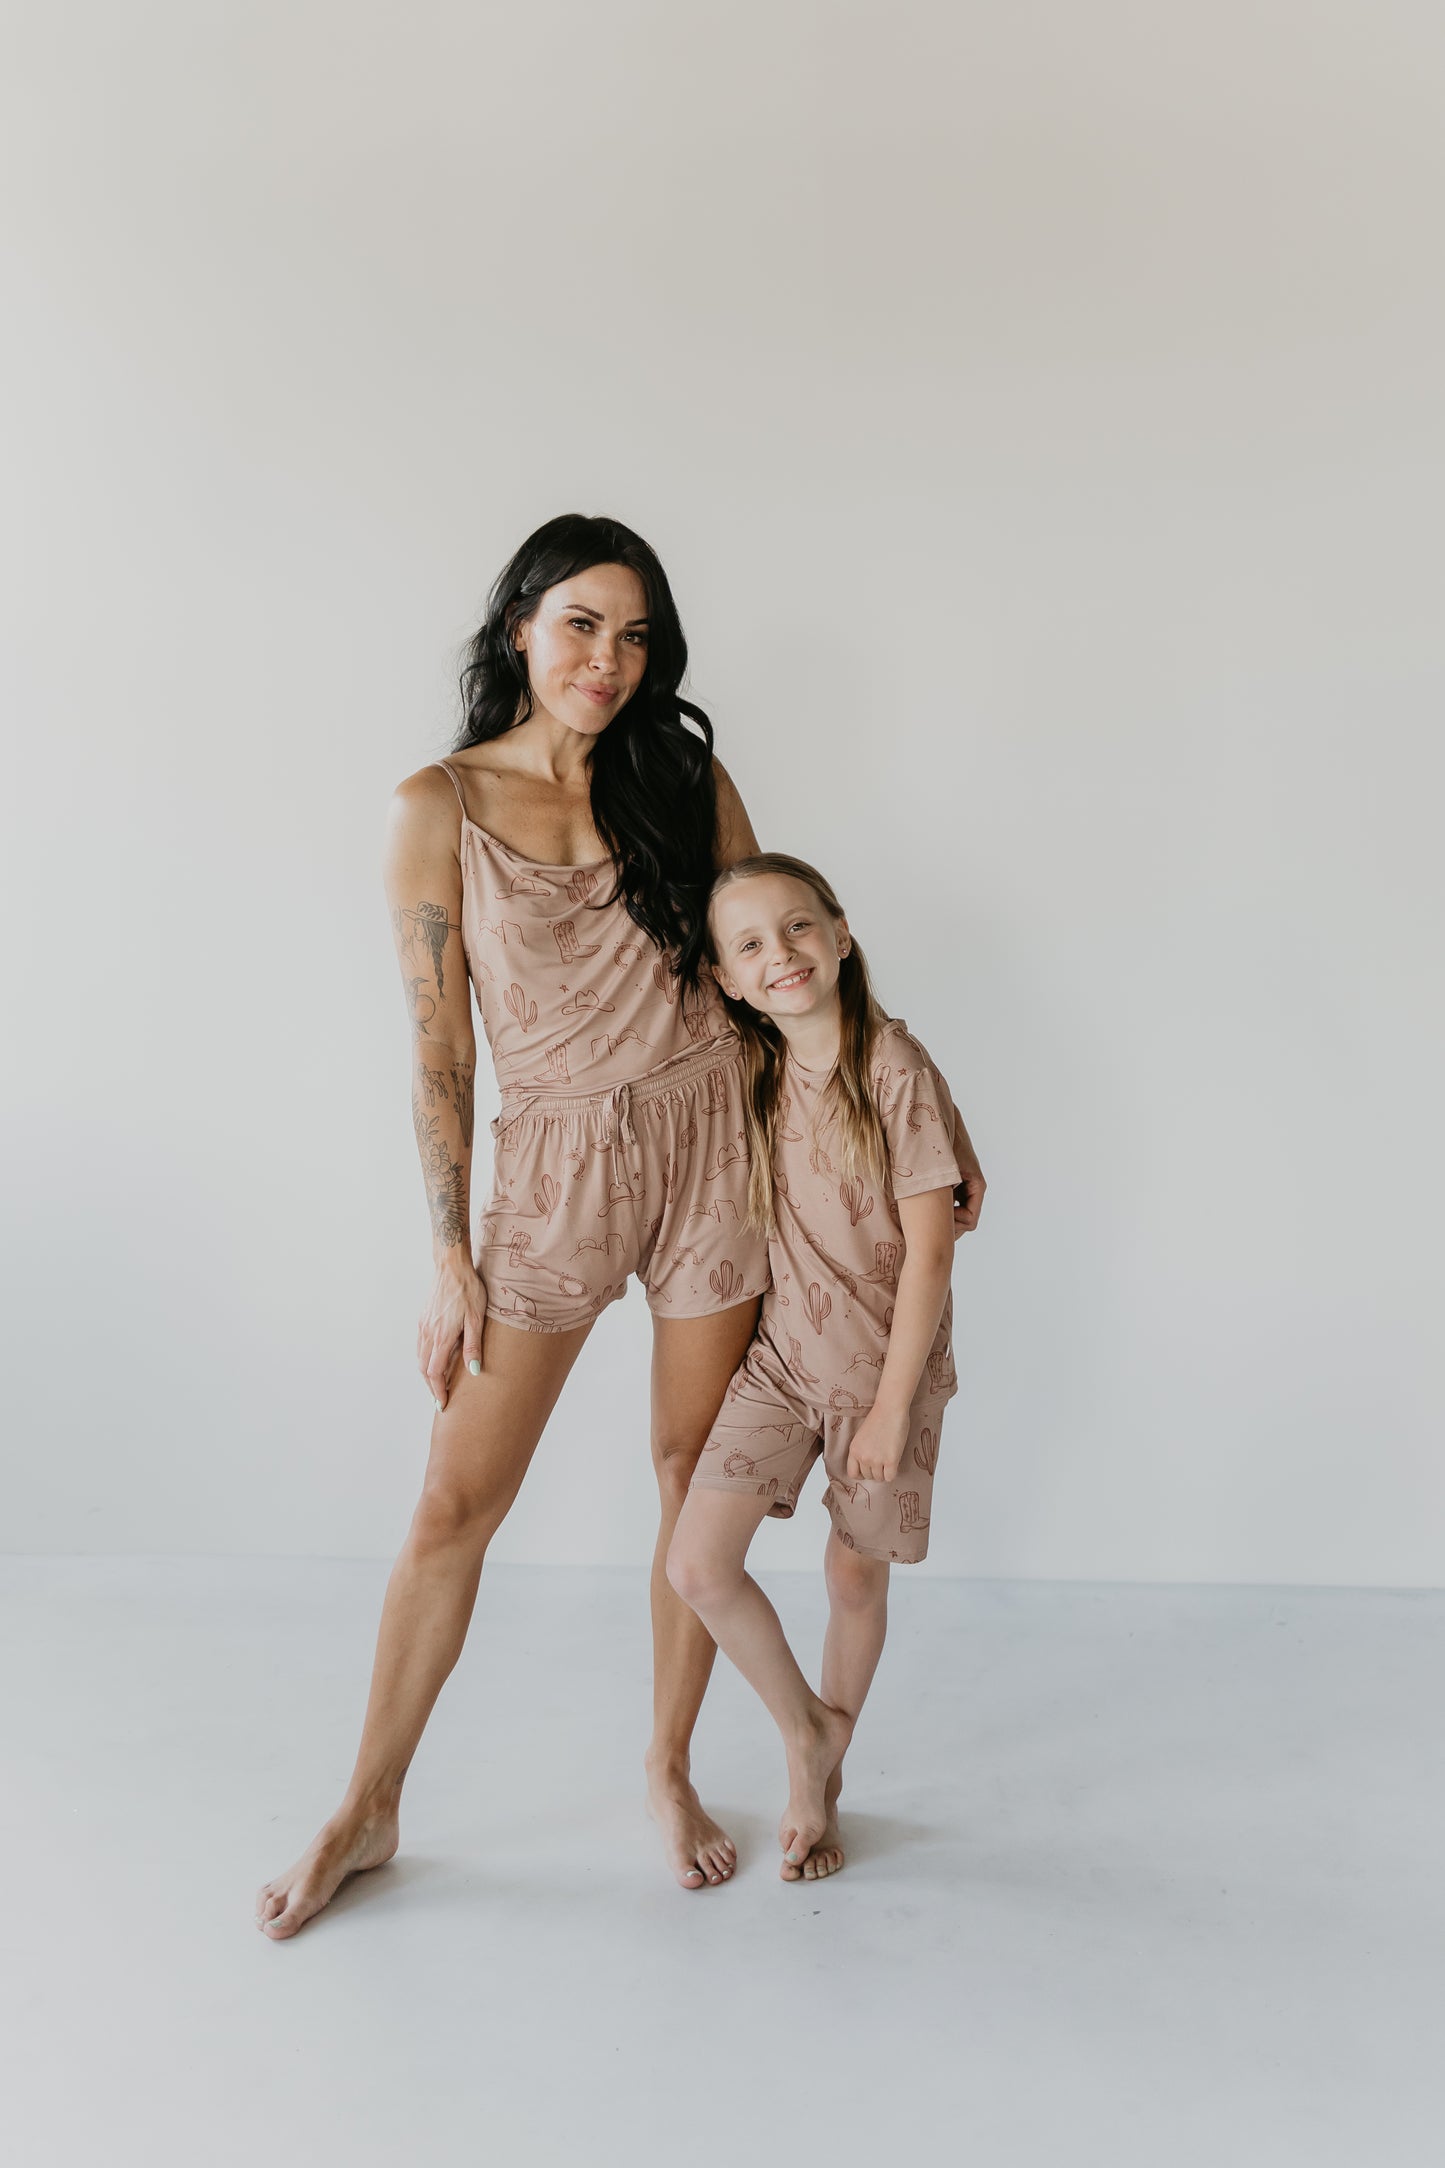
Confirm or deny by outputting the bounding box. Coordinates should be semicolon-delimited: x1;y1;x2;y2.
513;561;650;737
709;873;851;1023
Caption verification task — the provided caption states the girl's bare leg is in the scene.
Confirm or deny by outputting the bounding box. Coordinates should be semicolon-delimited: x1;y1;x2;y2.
805;1531;892;1880
667;1487;854;1880
255;1314;591;1939
645;1300;760;1889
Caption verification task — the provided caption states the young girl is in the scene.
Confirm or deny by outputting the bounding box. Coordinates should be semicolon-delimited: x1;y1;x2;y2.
667;853;968;1882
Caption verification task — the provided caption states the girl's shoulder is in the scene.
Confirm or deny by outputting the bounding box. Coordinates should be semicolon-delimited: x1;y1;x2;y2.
869;1015;944;1087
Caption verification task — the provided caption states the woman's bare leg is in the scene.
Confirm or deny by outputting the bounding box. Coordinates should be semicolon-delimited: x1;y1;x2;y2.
808;1532;892;1880
644;1298;760;1889
255;1313;591;1939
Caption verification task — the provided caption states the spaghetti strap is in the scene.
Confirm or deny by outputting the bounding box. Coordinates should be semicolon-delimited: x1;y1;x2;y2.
434;759;468;819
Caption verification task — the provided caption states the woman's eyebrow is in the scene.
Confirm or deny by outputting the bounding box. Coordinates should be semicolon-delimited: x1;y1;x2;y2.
557;597;650;627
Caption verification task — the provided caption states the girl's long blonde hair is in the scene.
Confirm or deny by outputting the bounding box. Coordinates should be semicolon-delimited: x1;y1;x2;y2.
708;854;890;1233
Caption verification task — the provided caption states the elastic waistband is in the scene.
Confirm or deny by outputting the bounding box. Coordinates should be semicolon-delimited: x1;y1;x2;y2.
493;1032;741;1130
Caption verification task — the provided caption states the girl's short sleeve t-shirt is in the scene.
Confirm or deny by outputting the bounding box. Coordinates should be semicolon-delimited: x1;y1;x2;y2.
759;1018;963;1409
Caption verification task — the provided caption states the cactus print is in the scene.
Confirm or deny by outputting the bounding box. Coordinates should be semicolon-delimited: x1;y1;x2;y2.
430;761;769;1331
749;1021;962;1414
692;1337;949;1564
477;1038;767;1333
439;768;731;1095
688;1019;964;1563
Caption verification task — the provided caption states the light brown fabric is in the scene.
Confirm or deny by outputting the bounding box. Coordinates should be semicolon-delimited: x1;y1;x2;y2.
437;761;728;1094
692;1348;948;1562
691;1019;963;1562
480;1041;768;1332
761;1019;962;1408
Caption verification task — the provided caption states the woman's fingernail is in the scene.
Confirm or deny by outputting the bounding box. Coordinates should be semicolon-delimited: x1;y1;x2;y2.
468;1359;481;1375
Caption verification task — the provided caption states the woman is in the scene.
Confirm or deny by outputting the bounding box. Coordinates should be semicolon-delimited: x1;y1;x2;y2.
256;515;986;1936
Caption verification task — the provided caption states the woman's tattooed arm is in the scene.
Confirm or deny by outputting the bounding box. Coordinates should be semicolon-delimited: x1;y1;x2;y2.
385;862;477;1254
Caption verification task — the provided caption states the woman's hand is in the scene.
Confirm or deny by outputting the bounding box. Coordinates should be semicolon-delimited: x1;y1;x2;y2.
417;1253;487;1411
950;1103;987;1235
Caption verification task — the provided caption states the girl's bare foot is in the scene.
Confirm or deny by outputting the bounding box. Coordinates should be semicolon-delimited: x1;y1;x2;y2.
798;1763;846;1879
778;1702;852;1881
645;1757;737;1889
255;1804;400;1940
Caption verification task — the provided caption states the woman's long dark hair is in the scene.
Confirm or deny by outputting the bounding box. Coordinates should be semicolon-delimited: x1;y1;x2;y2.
455;514;717;989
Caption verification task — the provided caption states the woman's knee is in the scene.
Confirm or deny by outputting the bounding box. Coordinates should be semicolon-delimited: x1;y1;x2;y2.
409;1472;507;1559
652;1429;704;1510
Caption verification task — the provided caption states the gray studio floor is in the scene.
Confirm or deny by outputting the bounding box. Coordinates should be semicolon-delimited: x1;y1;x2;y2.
3;1556;1440;2167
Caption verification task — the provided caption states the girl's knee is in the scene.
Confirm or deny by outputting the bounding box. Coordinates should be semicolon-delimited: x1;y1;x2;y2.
826;1536;889;1610
666;1526;737;1612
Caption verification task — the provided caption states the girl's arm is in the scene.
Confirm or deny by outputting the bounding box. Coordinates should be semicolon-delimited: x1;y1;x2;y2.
846;1186;956;1483
383;769;486;1410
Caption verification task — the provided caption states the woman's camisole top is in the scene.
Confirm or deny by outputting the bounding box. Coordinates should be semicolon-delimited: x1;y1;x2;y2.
436;761;731;1094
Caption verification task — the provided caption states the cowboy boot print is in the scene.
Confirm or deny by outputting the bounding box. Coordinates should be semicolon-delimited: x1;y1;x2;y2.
554;918;601;963
700;1068;729;1116
926;1349;954;1395
542;1043;571;1083
898;1490;929;1535
784;1333;821;1388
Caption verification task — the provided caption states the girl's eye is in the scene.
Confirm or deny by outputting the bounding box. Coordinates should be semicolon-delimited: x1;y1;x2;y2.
789;920;811;933
568;617;596;632
623;631;648;645
739;939;758;953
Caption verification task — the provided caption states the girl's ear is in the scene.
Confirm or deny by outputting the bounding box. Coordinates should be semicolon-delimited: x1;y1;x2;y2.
835;914;852;960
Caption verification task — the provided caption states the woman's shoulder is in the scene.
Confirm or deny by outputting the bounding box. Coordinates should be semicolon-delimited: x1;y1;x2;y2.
386;759;468;840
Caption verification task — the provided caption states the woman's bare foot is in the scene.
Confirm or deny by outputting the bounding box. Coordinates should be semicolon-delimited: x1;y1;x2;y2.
255;1804;400;1940
778;1702;852;1881
645;1757;737;1889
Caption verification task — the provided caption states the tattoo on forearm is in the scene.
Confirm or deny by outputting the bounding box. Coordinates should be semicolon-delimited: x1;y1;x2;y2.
412;1095;469;1247
419;1063;450;1108
395;901;460;996
406;976;437;1039
450;1060;475;1148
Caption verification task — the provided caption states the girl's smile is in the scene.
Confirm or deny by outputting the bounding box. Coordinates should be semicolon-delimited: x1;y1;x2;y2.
709;872;852;1068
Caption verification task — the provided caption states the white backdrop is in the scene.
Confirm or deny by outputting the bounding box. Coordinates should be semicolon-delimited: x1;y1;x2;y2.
3;1;1441;1582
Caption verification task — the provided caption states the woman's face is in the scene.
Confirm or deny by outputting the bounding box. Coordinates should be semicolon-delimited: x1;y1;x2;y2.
709;873;851;1023
513;561;650;737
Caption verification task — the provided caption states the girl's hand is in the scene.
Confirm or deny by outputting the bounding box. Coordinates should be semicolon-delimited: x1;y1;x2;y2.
417;1254;487;1411
950;1103;986;1235
847;1404;911;1485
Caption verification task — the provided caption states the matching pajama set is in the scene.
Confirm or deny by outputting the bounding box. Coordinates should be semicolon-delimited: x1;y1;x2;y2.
691;1020;963;1562
436;762;768;1330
